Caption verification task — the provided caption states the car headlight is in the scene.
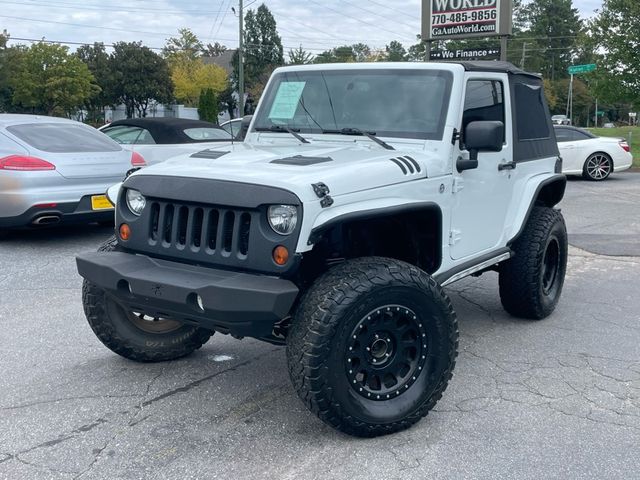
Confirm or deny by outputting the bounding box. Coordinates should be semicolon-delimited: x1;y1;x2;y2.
126;189;146;216
268;205;298;235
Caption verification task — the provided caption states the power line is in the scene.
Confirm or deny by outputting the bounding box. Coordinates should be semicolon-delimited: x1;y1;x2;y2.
339;0;419;30
366;0;419;19
304;0;415;42
7;0;228;15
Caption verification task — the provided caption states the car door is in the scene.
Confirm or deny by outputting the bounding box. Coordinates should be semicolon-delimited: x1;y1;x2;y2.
555;127;581;173
449;75;515;260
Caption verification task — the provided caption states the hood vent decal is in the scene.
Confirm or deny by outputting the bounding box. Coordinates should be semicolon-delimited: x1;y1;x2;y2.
389;156;424;176
271;155;333;166
190;150;229;159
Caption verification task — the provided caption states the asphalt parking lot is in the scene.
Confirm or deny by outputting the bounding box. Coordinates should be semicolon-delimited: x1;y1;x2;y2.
1;174;639;480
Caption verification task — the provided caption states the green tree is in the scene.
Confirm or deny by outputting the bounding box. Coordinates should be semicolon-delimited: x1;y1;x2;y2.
163;28;203;62
11;42;99;116
198;88;219;123
591;0;640;108
233;4;284;89
0;32;26;112
383;41;407;62
351;43;372;62
202;42;227;57
314;45;357;63
521;0;583;80
288;45;314;65
408;35;427;61
110;42;173;118
76;42;114;123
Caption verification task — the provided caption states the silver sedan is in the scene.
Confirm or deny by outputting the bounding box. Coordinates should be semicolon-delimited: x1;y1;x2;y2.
0;114;144;231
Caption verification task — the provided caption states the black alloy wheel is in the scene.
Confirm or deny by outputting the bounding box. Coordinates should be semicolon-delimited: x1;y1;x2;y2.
346;305;428;401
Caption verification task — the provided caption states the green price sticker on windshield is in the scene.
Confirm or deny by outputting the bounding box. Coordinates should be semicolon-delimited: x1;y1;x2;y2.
268;82;306;120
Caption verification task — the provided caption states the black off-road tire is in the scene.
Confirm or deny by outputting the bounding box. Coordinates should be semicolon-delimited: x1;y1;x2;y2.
286;257;458;437
82;235;213;362
499;207;567;319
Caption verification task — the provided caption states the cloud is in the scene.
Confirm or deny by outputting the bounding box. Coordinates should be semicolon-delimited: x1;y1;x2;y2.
2;0;602;53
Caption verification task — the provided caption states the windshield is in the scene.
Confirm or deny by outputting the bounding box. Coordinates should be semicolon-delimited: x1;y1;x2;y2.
8;123;122;153
253;69;453;140
183;127;232;141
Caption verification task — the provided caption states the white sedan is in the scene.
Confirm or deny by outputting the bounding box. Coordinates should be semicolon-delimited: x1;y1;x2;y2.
555;126;633;181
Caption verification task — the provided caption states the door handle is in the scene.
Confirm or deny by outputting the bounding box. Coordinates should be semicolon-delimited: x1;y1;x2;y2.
498;161;516;171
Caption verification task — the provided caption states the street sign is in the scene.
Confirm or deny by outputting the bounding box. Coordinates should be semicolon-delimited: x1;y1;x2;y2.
629;112;637;118
430;47;501;61
568;64;596;75
422;0;513;41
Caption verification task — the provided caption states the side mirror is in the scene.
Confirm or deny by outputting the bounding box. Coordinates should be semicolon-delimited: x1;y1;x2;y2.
106;182;122;206
458;121;505;172
239;115;253;141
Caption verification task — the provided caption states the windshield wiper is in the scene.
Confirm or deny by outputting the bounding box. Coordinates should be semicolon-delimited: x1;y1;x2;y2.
255;125;310;144
322;127;395;151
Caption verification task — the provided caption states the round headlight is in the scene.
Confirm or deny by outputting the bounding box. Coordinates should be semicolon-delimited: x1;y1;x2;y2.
126;189;146;216
268;205;298;235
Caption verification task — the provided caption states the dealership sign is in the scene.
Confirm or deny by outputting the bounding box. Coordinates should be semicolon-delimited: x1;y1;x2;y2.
422;0;513;41
430;47;501;60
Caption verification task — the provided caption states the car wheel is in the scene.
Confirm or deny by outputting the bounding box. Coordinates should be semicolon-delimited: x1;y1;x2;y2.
499;207;567;320
81;236;213;362
286;257;458;437
583;153;613;181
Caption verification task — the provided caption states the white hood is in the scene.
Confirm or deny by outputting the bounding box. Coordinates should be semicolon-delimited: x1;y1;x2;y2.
135;141;444;202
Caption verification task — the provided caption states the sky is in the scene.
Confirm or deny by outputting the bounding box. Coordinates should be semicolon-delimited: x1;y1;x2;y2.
1;0;604;54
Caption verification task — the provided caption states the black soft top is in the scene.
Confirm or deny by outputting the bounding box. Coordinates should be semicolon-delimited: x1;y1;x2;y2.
106;117;227;144
458;61;541;79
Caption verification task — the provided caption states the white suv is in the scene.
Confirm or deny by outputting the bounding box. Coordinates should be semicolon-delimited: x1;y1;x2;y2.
77;62;567;437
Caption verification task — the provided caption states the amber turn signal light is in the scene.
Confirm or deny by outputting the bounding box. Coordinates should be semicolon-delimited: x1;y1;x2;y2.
119;223;131;241
273;245;289;265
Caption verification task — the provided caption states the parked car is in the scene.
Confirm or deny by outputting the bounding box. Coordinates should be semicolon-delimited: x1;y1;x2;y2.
220;118;245;140
555;125;633;180
551;114;571;125
78;61;568;437
99;118;234;165
0;114;144;233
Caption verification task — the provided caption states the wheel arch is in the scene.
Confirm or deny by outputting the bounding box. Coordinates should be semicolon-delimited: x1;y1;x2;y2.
507;174;566;245
304;202;444;278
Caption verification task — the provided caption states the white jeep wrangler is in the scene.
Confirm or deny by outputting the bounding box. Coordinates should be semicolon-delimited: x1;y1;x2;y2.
77;61;567;437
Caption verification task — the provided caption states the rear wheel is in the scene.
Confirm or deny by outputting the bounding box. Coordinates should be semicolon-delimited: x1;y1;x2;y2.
583;152;612;181
286;257;458;437
499;207;567;319
82;236;213;362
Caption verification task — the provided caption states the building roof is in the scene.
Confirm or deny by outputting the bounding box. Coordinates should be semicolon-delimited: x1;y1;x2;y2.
203;49;236;75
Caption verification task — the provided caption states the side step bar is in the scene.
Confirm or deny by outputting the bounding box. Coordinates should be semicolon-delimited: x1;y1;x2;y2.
436;249;512;287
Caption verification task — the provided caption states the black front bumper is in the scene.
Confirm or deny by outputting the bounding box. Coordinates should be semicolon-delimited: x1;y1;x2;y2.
76;252;299;338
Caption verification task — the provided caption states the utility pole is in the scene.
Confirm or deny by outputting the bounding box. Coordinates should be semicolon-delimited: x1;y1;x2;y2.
238;0;244;118
520;42;528;69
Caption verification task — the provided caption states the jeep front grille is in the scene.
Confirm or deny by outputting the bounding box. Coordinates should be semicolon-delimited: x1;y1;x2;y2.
147;201;252;259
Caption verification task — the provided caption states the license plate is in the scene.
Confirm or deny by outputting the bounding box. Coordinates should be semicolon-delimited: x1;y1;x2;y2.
91;195;114;210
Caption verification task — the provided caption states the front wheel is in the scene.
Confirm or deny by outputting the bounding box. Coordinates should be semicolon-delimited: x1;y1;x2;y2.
286;257;458;437
499;207;567;319
81;236;213;362
583;152;612;181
